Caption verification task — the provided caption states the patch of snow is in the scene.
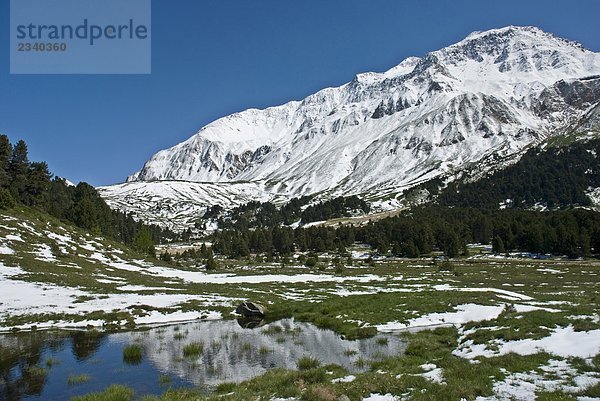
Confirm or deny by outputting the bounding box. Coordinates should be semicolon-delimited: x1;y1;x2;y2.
118;285;177;292
456;325;600;359
106;257;386;285
421;367;445;384
537;268;564;274
5;234;23;242
362;394;400;401
34;244;57;262
0;244;14;255
133;310;221;325
0;262;236;332
377;303;504;332
475;359;600;401
331;375;356;383
45;232;74;245
433;284;533;301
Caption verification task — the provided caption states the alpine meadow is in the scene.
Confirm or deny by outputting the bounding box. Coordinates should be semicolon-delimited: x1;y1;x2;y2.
1;16;600;401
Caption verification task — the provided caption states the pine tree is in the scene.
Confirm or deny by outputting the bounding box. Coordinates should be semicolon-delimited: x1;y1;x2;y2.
68;183;100;230
46;178;74;218
0;187;15;209
402;239;420;258
205;248;217;270
200;243;208;258
132;227;155;256
492;235;505;254
8;140;29;202
24;161;51;206
0;135;11;188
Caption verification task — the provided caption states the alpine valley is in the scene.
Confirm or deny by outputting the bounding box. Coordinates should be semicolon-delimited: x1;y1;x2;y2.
2;25;600;401
99;26;600;229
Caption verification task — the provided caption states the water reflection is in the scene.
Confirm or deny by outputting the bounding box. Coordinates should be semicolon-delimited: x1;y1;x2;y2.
70;331;106;361
0;319;405;400
0;330;68;400
236;317;265;329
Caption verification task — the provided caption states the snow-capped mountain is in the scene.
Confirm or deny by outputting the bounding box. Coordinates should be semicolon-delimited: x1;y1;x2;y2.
100;26;600;228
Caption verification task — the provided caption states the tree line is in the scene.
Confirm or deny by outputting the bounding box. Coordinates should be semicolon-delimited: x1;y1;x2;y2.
437;138;600;209
205;195;370;231
0;135;176;254
211;206;600;259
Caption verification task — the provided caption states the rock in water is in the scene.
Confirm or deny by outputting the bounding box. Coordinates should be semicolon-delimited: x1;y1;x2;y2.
235;301;267;318
236;317;266;329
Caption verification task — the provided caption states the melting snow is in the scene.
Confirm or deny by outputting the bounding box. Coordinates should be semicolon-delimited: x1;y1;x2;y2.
5;234;23;242
0;244;14;255
362;395;400;401
377;303;505;332
331;375;356;383
475;359;600;401
455;325;600;359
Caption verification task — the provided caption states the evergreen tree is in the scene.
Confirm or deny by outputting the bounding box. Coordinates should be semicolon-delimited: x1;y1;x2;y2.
0;135;11;188
46;178;74;218
473;216;492;245
492;235;505;254
402;239;420;258
0;188;15;209
8;140;29;202
132;227;155;256
205;248;217;270
24;161;51;206
68;183;100;230
200;243;208;258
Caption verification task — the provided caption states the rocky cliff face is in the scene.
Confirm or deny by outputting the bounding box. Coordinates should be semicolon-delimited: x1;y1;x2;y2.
100;26;600;228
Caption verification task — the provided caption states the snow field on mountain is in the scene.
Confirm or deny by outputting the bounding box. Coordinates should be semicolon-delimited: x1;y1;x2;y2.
103;27;600;229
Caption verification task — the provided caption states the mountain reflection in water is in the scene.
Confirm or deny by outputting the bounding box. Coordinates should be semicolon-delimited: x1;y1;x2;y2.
0;318;405;400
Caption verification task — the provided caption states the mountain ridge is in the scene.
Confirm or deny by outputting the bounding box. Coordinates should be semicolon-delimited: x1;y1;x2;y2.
100;26;600;228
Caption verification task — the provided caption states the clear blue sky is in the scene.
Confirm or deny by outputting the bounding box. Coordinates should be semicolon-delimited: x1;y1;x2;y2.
1;0;599;186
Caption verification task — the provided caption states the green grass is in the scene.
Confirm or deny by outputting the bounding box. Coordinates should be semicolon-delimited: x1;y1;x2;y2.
354;357;367;369
68;374;91;386
45;357;61;367
343;349;358;357
259;346;272;355
375;337;388;346
297;356;320;370
158;375;172;386
579;382;600;398
536;392;578;401
70;385;134;401
182;342;204;358
3;206;600;400
122;344;143;365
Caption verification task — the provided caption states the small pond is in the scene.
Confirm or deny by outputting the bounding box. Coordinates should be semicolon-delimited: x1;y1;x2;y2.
0;318;406;400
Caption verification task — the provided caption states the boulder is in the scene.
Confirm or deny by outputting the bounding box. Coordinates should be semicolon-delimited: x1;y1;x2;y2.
236;317;266;329
235;301;267;318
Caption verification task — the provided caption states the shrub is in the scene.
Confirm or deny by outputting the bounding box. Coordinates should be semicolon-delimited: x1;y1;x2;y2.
297;356;320;370
122;344;143;365
304;257;318;268
183;342;204;357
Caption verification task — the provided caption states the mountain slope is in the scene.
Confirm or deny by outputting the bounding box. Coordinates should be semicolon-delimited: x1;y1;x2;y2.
100;181;289;231
102;26;600;227
434;133;600;209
